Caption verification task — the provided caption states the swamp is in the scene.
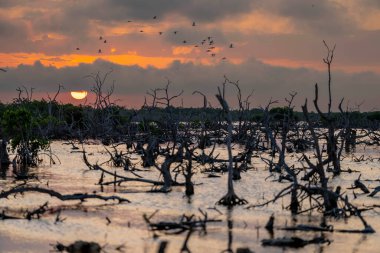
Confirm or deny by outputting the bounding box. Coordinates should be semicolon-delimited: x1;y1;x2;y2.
1;2;380;252
1;54;380;252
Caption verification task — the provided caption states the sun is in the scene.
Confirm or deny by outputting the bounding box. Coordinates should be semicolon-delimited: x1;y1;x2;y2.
70;90;88;100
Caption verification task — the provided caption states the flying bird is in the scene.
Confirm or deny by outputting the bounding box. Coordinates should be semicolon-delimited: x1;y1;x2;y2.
211;53;216;57
127;20;132;23
140;30;144;33
98;49;102;53
229;43;234;48
76;47;80;50
159;32;163;35
183;40;187;43
0;68;7;72
192;21;196;26
153;16;157;19
104;40;107;43
173;31;178;34
99;36;103;40
222;57;227;60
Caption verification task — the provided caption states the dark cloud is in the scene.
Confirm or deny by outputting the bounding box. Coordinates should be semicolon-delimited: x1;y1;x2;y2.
0;0;253;54
81;0;254;22
0;59;378;110
0;0;378;111
0;16;29;43
361;0;380;9
256;0;358;35
0;0;375;57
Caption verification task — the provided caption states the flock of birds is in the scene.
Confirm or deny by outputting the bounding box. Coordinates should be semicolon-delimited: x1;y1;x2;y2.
75;16;235;61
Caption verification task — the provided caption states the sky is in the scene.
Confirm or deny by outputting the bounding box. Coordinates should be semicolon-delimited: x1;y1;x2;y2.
0;0;379;110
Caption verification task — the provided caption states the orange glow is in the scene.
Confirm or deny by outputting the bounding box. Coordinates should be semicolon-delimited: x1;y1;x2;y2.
172;46;194;55
219;11;296;35
0;53;190;69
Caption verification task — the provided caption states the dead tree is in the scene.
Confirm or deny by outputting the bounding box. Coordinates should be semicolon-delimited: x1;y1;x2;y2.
0;139;10;169
184;144;195;196
301;99;336;212
223;76;254;142
155;79;184;108
215;87;247;206
260;94;300;214
14;86;34;103
84;70;119;141
312;41;343;175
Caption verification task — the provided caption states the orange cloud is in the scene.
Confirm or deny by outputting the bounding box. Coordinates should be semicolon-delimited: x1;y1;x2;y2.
219;10;296;35
0;52;198;69
172;46;194;55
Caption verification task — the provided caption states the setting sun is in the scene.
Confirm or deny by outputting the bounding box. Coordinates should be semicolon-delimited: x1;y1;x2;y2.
70;90;88;100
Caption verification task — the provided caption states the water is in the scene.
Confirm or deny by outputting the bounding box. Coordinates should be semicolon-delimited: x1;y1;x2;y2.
0;141;379;252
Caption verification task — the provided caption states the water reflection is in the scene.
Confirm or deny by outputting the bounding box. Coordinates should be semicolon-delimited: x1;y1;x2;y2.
222;208;233;253
0;141;379;253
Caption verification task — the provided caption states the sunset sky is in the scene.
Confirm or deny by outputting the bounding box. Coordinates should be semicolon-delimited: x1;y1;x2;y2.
0;0;379;110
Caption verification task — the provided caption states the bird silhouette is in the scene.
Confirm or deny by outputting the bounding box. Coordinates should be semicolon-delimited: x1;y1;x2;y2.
153;16;157;19
98;49;102;53
173;31;178;34
211;53;216;57
76;47;80;50
140;30;144;33
229;43;234;48
192;21;196;26
104;40;107;43
127;20;132;23
99;36;103;40
222;57;227;60
0;68;6;72
183;40;187;43
159;32;163;35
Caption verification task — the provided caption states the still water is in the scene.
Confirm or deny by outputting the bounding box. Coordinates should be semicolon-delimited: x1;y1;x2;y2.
0;141;379;252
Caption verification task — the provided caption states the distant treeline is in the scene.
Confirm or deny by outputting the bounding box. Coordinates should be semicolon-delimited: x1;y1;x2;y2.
0;99;379;142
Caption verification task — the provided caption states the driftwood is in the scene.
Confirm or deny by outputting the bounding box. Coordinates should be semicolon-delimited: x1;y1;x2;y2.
53;240;101;253
143;209;221;235
368;186;380;197
347;174;369;194
82;150;164;186
236;248;254;253
262;236;330;248
279;224;333;232
0;186;130;203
